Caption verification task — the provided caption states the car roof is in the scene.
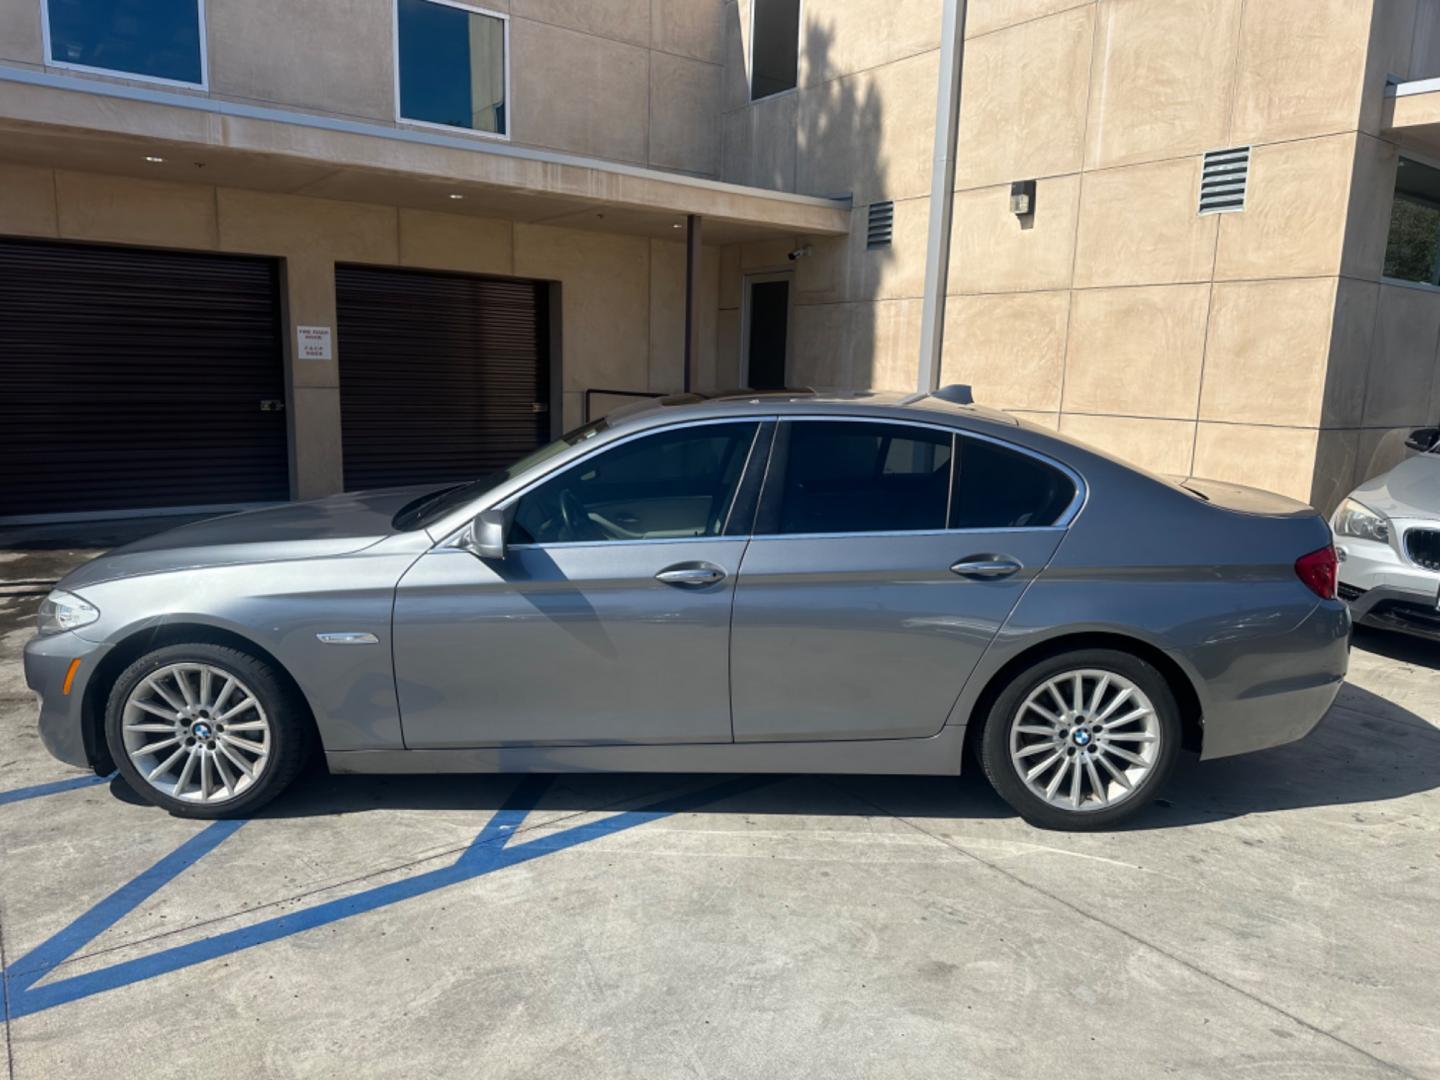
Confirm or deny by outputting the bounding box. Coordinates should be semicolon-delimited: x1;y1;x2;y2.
603;385;1023;431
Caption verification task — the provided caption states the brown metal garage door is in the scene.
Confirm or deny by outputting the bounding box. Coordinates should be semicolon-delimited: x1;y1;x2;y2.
335;264;551;491
0;237;288;519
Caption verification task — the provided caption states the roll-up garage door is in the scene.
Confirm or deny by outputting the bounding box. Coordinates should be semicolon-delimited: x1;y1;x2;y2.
0;237;287;519
335;264;551;491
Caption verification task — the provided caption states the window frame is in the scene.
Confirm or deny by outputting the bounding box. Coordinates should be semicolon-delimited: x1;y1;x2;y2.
1381;154;1440;292
751;416;1086;541
748;0;802;103
392;0;511;143
492;417;772;551
41;0;209;91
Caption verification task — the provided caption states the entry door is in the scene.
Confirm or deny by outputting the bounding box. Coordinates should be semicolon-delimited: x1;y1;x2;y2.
393;421;764;748
744;274;791;390
730;420;1077;742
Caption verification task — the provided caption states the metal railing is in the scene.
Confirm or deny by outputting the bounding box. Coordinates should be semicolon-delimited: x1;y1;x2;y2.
582;388;666;423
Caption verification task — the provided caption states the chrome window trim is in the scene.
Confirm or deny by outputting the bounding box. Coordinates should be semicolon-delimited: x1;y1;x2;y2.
750;414;1087;539
438;416;775;549
436;412;1087;550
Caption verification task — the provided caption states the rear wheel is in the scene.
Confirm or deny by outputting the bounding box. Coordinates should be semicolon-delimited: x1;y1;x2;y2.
979;649;1181;830
105;643;310;819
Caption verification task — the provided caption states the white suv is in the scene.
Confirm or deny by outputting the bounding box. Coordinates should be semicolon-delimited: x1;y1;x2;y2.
1333;427;1440;641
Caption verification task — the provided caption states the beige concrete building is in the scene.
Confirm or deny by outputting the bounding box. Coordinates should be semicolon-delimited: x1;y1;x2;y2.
1;0;1438;519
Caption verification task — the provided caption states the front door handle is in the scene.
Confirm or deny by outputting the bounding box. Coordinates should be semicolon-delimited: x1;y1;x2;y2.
950;555;1022;580
655;563;726;587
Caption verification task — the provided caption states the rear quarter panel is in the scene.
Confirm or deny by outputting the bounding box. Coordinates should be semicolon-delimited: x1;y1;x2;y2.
944;446;1346;757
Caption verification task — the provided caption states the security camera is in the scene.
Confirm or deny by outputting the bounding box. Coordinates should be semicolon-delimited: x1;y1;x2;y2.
787;244;814;261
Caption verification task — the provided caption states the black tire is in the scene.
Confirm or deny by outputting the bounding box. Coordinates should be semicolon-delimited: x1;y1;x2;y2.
105;643;311;819
978;648;1181;831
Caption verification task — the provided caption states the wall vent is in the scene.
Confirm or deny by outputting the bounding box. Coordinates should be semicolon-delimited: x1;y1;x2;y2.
1199;147;1250;214
866;201;894;248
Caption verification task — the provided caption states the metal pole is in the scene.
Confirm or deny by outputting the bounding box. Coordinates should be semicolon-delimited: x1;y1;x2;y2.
683;213;703;393
916;0;967;393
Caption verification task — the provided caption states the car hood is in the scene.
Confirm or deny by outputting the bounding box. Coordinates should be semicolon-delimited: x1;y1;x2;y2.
1351;454;1440;521
59;485;443;589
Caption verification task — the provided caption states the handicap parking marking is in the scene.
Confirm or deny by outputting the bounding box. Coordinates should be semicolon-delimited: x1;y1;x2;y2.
2;774;776;1020
0;772;112;807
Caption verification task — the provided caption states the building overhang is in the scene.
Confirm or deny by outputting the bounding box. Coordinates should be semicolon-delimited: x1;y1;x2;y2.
1382;78;1440;160
0;65;851;244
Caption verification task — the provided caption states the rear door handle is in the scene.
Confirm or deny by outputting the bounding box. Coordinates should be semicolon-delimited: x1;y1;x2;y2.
655;563;726;587
950;556;1022;580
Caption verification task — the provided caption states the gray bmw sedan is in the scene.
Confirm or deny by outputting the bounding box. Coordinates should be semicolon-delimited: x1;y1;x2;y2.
25;388;1349;830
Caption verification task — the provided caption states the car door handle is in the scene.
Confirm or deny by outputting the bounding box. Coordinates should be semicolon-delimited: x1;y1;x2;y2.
655;564;727;587
950;556;1022;580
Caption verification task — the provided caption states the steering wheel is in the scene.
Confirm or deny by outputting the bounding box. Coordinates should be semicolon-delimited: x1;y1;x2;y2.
559;488;587;538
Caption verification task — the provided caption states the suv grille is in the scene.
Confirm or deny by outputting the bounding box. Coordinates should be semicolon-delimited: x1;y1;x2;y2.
1406;528;1440;572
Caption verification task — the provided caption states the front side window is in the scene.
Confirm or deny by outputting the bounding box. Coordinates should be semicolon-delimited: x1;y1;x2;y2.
396;0;507;136
45;0;204;86
765;421;953;535
750;0;799;100
1384;158;1440;286
511;423;759;545
949;436;1075;529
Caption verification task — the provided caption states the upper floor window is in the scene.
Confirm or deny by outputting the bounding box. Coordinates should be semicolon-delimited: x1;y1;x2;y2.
750;0;799;101
1384;158;1440;286
396;0;508;138
43;0;206;88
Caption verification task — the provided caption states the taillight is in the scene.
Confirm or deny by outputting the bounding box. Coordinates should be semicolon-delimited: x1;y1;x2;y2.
1295;544;1338;600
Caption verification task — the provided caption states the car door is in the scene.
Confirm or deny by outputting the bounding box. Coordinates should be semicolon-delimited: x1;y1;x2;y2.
392;419;769;748
730;418;1081;742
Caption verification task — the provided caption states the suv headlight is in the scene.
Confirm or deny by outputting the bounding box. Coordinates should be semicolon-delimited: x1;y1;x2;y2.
37;589;100;636
1333;498;1390;544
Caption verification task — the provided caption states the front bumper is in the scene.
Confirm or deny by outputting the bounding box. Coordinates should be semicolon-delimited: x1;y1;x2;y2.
1337;531;1440;642
22;631;113;770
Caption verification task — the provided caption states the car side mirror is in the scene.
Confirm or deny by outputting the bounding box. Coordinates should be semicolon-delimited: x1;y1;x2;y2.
1405;427;1440;453
463;506;513;561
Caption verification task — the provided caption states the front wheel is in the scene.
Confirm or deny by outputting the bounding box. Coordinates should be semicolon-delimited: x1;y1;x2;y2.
979;649;1181;830
105;643;311;819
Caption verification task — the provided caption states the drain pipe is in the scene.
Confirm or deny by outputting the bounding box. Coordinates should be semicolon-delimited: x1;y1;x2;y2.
916;0;968;394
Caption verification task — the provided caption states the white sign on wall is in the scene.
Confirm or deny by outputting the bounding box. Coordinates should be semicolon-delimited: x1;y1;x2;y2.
297;325;333;361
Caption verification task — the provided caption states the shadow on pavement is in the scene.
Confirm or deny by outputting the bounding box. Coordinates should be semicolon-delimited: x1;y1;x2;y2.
102;681;1439;832
1352;624;1440;670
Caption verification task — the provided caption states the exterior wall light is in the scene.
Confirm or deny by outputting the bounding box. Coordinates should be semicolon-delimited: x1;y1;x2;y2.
1010;179;1036;217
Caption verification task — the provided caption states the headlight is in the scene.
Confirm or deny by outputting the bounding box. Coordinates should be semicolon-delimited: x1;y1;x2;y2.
36;589;100;636
1332;498;1389;544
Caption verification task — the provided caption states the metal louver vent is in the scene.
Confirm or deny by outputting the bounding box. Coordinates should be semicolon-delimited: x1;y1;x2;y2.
866;201;894;248
1199;147;1250;214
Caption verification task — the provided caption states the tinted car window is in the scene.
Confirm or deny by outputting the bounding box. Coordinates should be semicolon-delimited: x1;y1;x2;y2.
512;423;759;544
949;436;1075;529
769;421;953;535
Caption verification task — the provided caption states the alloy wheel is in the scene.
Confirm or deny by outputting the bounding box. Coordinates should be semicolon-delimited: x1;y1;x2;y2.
1007;668;1162;813
120;662;272;804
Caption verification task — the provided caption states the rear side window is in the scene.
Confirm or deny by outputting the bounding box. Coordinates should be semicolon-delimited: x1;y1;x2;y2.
764;421;953;535
949;435;1075;529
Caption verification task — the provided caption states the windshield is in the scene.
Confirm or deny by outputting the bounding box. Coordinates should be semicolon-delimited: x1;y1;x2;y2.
392;419;611;531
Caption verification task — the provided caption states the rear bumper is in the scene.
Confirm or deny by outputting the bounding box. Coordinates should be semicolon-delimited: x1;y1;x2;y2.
22;631;112;770
1198;600;1350;760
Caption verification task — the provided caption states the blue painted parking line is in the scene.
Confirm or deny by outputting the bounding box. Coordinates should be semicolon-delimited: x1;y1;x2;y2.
0;773;112;807
2;775;773;1019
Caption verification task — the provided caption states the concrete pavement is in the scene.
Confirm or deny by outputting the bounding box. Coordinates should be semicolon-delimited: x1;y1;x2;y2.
1;533;1437;1079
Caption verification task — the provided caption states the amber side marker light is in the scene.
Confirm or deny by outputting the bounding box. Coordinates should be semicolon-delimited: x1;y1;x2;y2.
62;658;82;696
